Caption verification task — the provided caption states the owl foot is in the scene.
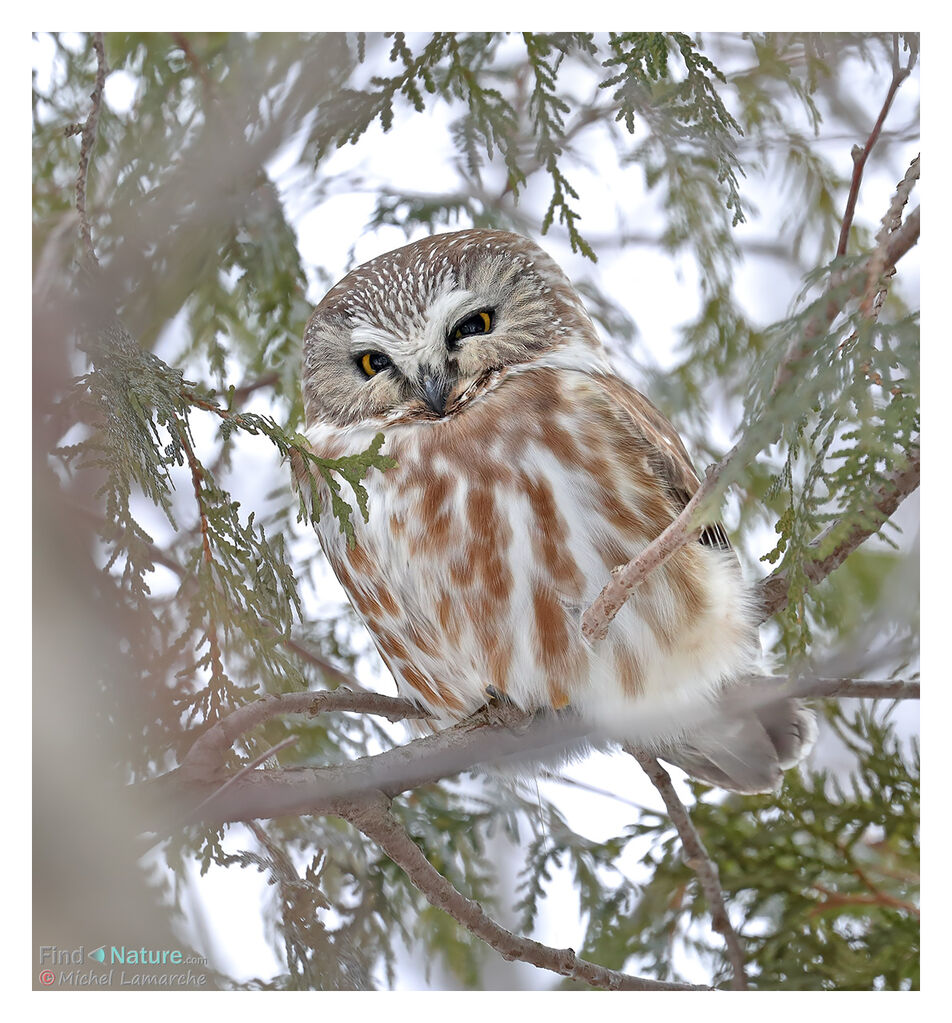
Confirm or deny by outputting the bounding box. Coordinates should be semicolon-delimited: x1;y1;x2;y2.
482;686;532;732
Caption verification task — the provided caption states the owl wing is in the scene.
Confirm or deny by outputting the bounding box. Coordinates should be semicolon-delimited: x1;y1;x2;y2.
590;374;821;792
595;373;732;551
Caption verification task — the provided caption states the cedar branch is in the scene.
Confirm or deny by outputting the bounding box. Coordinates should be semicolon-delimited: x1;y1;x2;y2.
757;444;919;623
70;495;371;695
582;203;920;644
340;791;710;991
626;747;748;990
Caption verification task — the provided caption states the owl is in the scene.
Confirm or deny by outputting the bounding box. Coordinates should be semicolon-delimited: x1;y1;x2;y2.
301;229;814;792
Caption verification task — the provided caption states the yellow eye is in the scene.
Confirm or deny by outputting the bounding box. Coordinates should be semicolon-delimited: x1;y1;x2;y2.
452;310;493;343
359;351;391;377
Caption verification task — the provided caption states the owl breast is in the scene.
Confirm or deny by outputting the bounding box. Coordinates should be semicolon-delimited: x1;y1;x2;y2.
306;365;757;740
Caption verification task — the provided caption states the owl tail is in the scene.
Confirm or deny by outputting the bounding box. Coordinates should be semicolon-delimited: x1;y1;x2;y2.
654;697;817;794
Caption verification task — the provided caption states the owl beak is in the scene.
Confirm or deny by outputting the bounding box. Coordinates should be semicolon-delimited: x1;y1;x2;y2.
418;371;452;417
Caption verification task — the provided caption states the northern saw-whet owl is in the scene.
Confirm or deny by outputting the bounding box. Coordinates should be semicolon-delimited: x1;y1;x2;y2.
301;229;814;792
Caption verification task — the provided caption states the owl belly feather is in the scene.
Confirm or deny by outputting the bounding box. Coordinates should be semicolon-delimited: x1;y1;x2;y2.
307;368;757;741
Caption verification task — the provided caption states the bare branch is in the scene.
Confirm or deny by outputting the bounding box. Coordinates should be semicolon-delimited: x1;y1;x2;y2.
796;678;919;700
179;689;429;781
174;669;920;810
280;636;376;691
219;371;282;405
71;33;107;267
341;791;710;991
539;769;659;814
626;747;748;990
581;447;732;642
836;34;918;258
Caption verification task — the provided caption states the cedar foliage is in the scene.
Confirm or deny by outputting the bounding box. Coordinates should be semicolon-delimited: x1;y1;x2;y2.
33;32;919;991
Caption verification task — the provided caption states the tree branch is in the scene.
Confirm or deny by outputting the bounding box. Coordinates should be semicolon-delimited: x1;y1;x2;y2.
795;677;919;700
155;707;583;830
581;447;732;642
836;34;918;258
861;159;919;320
885;202;920;268
68;32;107;267
174;671;920;806
807;883;919;919
340;791;709;991
178;689;428;781
583;236;920;644
757;443;919;623
626;747;748;990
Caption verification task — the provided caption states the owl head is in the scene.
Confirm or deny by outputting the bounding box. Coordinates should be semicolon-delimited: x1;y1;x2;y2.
302;229;605;428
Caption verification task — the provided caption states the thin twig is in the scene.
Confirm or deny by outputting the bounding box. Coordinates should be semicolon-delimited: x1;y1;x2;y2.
177;419;214;567
171;33;216;97
807;883;919;919
222;372;281;406
71;32;108;267
581;441;736;642
341;791;709;991
280;635;374;691
538;770;661;815
836;34;918;258
176;417;226;691
796;678;919;701
626;748;748;990
835;838;920;917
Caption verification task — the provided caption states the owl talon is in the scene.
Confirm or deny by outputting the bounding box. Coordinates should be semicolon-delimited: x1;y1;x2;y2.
481;686;531;731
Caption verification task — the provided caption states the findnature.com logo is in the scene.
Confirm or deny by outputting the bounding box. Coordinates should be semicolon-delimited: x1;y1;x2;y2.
38;944;209;988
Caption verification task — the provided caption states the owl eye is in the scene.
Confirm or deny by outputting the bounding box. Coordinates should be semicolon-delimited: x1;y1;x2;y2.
449;309;493;344
358;351;392;378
